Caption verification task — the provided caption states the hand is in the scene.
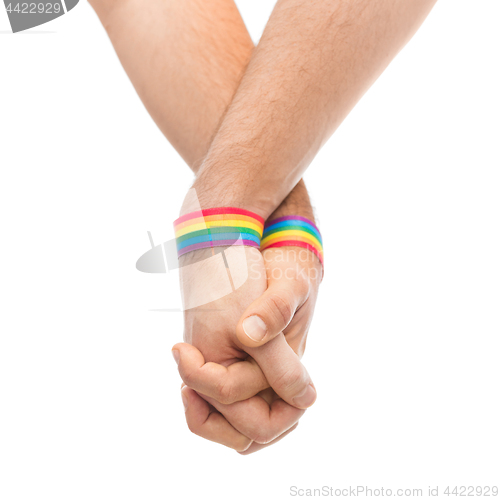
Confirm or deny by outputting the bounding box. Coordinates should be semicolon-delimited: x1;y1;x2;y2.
180;385;300;454
236;246;323;355
173;244;322;452
174;245;316;406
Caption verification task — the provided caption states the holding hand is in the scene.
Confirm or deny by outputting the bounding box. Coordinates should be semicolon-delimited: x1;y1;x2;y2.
173;241;322;452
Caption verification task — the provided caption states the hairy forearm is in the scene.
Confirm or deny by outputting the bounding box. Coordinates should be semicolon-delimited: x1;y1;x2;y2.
194;0;438;218
89;0;315;220
90;0;252;170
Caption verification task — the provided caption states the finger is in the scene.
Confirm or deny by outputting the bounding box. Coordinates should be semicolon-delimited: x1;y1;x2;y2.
236;277;309;348
181;386;252;452
246;334;317;409
173;343;269;404
197;390;305;445
183;385;299;454
238;422;299;455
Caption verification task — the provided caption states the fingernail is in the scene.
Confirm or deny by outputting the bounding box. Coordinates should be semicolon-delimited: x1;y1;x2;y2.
292;384;317;409
242;315;267;342
172;349;180;365
181;388;188;412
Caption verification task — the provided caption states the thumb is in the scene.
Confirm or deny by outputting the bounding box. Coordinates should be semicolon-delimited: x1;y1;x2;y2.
236;278;309;348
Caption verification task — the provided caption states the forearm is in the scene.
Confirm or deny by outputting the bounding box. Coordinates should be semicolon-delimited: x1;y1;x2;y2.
90;0;252;170
266;179;315;223
89;0;314;220
194;0;438;218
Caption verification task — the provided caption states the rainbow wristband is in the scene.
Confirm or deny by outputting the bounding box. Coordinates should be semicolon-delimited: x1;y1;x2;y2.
174;207;265;257
260;215;324;265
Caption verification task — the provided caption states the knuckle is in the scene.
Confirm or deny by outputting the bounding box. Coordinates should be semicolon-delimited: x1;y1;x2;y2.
214;377;237;405
264;292;294;330
181;367;196;386
272;365;308;394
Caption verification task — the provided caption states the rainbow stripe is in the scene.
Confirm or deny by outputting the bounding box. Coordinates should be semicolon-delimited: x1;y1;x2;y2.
174;207;264;257
260;215;324;265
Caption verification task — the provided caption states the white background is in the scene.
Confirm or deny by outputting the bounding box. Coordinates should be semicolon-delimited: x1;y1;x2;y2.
0;1;499;499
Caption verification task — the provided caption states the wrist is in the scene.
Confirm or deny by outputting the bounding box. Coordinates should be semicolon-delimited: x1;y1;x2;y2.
266;179;316;223
191;160;285;220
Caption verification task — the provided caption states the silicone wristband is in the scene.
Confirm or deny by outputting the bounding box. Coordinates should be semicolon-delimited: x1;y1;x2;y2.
260;215;324;265
174;207;265;257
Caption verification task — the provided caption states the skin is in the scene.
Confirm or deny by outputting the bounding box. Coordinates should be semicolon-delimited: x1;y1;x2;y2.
89;0;438;451
193;0;439;218
89;0;322;452
175;245;322;451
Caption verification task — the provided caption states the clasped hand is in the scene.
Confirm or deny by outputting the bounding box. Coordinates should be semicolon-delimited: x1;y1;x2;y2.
172;243;322;453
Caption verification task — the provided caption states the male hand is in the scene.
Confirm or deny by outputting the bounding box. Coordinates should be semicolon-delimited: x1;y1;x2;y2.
173;243;322;452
